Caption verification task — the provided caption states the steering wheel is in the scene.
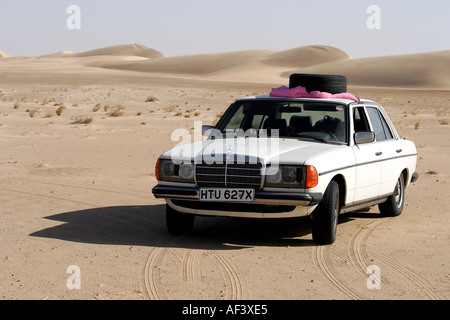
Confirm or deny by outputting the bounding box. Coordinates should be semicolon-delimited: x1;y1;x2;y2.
322;131;338;140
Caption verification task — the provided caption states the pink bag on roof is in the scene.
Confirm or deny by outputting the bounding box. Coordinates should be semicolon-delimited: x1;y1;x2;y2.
270;85;358;102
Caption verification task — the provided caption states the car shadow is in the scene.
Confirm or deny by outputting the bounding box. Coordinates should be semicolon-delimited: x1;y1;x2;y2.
29;204;345;250
30;205;371;250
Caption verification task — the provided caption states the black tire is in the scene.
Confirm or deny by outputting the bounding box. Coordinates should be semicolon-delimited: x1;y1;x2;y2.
378;174;405;217
289;73;348;94
312;180;340;245
166;204;195;235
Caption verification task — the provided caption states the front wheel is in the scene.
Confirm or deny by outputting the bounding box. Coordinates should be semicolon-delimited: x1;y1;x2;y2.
312;181;340;245
166;204;195;235
379;174;405;217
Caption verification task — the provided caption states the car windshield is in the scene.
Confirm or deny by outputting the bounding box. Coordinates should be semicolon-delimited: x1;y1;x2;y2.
216;100;348;144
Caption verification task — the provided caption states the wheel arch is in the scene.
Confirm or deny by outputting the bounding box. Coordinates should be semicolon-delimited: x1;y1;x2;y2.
401;168;410;188
330;174;346;209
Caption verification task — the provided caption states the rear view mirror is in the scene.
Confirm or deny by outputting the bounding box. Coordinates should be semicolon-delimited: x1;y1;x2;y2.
355;131;375;144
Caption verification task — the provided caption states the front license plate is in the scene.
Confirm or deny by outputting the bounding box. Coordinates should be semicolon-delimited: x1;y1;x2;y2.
199;188;255;202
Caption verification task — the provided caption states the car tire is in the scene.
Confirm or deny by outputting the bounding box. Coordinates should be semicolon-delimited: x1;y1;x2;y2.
289;73;348;94
166;204;195;235
312;180;340;245
378;174;405;217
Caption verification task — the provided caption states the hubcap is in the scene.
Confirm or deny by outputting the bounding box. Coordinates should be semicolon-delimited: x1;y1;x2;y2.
394;179;403;208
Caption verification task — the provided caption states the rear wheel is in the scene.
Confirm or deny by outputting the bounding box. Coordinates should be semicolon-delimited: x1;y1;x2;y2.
312;181;340;245
166;204;195;235
379;174;405;217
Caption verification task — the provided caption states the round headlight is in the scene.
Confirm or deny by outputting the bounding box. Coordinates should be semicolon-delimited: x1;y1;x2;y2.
162;161;176;177
266;167;282;184
282;167;298;183
179;163;194;179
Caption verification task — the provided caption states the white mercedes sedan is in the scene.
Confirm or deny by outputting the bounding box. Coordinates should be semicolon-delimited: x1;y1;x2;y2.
152;93;418;245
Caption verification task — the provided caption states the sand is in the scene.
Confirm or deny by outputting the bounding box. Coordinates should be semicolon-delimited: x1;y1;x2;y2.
0;44;448;300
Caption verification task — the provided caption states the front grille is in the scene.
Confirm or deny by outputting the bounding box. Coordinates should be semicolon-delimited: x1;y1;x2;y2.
195;161;263;190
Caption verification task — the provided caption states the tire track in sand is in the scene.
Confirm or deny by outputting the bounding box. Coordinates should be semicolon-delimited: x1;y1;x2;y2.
314;245;363;300
348;219;387;280
348;218;444;300
143;247;244;300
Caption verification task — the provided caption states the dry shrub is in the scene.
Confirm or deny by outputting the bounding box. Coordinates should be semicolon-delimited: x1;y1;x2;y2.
28;109;39;118
107;105;125;117
145;96;159;102
93;103;102;112
414;122;420;130
56;106;66;116
71;116;93;125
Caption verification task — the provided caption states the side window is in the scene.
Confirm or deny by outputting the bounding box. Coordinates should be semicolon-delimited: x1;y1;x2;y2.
367;107;388;141
353;107;370;132
380;112;394;140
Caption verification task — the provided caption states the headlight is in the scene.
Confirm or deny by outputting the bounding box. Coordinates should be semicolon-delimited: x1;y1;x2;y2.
156;159;195;183
265;165;318;189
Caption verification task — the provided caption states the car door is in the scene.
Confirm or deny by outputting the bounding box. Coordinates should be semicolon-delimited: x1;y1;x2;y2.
365;107;403;197
351;106;382;202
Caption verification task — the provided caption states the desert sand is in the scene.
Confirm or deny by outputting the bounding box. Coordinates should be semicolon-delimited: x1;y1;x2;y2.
0;44;448;300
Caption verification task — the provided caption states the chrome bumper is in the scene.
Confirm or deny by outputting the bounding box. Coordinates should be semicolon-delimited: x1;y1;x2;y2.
152;185;322;206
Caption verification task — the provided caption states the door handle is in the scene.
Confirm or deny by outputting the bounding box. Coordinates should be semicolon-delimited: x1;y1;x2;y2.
375;152;383;156
396;149;403;153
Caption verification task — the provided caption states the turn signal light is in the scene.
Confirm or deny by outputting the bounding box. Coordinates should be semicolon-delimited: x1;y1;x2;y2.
305;166;318;189
155;158;161;181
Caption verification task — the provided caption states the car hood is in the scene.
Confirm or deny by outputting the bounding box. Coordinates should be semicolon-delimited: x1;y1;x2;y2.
161;137;344;165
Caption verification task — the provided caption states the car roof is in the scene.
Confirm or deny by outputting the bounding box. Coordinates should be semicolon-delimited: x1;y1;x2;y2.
236;95;359;105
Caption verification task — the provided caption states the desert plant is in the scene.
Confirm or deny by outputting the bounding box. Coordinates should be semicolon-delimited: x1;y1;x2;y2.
414;122;420;130
28;109;39;118
107;105;125;117
164;105;178;113
145;96;159;102
93;104;102;112
71;116;93;125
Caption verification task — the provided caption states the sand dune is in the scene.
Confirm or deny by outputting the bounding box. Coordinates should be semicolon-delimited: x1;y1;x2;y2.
0;49;11;58
2;43;449;89
69;43;165;59
204;45;353;83
259;45;352;68
96;49;276;75
35;50;74;59
96;45;352;78
283;50;450;89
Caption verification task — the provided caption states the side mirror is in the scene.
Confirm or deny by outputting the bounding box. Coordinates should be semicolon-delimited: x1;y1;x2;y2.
355;131;375;144
201;125;215;135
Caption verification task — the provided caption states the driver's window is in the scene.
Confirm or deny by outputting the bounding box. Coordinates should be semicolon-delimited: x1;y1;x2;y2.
353;107;370;133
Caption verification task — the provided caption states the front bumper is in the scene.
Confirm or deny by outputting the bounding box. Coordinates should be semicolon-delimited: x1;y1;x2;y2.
152;185;322;206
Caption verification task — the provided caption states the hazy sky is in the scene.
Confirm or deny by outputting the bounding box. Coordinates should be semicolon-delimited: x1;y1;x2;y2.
1;0;449;58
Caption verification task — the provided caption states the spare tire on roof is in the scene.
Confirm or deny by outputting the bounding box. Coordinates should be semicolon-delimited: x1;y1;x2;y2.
289;73;348;94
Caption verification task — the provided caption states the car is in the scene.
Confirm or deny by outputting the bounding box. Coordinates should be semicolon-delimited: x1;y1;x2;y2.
152;74;418;245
